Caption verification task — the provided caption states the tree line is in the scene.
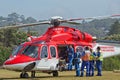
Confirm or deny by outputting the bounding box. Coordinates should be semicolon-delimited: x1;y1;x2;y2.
102;20;120;70
0;12;120;37
0;29;28;65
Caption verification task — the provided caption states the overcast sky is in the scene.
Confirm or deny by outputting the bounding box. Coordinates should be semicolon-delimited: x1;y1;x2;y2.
0;0;120;20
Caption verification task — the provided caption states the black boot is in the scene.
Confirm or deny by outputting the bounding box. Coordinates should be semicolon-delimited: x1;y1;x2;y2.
80;72;83;77
91;73;94;76
86;73;89;77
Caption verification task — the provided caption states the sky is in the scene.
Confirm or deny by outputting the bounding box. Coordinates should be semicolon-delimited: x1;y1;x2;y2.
0;0;120;20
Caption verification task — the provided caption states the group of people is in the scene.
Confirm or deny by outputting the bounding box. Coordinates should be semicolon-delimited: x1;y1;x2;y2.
67;45;103;77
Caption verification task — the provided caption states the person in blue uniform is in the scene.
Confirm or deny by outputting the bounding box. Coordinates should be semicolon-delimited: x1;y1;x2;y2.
89;49;96;76
80;46;90;77
67;45;74;71
96;46;103;76
74;48;82;76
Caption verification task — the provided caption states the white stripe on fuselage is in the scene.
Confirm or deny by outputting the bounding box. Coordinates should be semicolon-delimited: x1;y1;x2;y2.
3;58;59;71
3;61;36;71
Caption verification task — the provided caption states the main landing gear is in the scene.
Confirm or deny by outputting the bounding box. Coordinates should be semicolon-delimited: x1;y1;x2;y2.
52;71;58;77
20;71;58;78
20;72;29;78
31;71;35;78
20;71;36;78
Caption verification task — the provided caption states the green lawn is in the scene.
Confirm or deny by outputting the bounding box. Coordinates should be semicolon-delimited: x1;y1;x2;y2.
0;69;120;80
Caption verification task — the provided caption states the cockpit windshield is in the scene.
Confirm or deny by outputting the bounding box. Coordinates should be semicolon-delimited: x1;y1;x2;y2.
12;45;23;56
22;45;38;58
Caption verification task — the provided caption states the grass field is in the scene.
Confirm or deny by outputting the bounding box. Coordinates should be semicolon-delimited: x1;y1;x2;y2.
0;69;120;80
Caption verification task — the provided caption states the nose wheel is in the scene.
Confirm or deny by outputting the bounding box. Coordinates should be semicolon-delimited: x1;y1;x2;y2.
20;71;36;78
20;72;29;78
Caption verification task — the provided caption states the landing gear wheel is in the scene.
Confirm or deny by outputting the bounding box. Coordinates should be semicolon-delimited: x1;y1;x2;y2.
20;72;29;78
53;71;58;77
31;71;36;78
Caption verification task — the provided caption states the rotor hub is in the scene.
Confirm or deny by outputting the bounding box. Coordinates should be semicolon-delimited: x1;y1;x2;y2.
51;19;60;26
50;16;63;26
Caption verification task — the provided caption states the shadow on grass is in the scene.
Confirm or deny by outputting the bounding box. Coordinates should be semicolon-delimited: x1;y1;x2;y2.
0;75;76;80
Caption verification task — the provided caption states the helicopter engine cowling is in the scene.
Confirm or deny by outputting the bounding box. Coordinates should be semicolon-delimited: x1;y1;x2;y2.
33;26;93;43
51;33;73;41
82;32;93;42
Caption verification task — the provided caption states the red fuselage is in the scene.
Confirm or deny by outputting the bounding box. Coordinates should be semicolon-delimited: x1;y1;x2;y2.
3;26;95;71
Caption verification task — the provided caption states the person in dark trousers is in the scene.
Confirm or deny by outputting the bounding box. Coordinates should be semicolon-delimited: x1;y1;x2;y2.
89;48;96;76
96;46;103;76
67;45;74;71
74;48;82;76
80;46;90;77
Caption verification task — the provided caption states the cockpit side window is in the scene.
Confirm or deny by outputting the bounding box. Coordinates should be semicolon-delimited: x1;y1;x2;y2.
50;46;56;58
12;45;22;56
22;45;38;58
41;46;48;58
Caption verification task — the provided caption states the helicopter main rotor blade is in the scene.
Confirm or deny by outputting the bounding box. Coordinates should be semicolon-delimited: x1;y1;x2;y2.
65;21;81;25
96;40;120;44
0;21;50;29
58;19;81;25
59;14;120;25
67;14;120;21
0;14;120;29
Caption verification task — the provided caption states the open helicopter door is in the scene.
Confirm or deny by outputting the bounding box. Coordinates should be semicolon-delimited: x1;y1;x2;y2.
57;45;69;71
36;45;59;70
57;44;75;71
57;45;74;62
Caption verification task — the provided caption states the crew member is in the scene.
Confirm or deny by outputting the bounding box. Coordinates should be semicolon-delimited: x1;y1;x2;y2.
67;45;74;71
74;48;82;76
96;46;103;76
81;46;90;77
89;48;96;76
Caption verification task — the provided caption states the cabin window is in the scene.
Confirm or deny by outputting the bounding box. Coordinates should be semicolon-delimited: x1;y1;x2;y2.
76;46;83;53
22;45;38;58
50;46;56;57
41;46;48;58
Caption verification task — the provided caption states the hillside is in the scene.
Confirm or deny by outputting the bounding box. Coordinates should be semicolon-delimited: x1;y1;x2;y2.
0;12;120;37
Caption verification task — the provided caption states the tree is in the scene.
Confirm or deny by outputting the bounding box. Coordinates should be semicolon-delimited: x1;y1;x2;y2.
0;28;37;65
108;20;120;35
102;32;120;71
0;46;11;65
103;34;120;41
103;56;120;71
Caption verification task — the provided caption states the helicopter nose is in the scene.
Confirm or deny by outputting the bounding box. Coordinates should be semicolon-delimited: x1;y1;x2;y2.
3;55;17;70
3;54;36;70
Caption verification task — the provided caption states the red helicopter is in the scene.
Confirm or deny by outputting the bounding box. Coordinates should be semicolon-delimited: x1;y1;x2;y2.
1;15;120;78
